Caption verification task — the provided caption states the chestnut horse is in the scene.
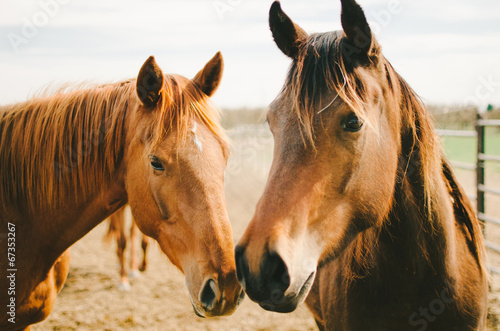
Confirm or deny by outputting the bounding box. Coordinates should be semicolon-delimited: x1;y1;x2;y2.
236;1;488;330
105;205;149;291
0;52;242;330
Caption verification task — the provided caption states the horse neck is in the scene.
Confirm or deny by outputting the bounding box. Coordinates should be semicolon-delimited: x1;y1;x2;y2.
372;99;456;283
1;85;133;265
383;164;454;274
47;96;132;257
344;87;458;290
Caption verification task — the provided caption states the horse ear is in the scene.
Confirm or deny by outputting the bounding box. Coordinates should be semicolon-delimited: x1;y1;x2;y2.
193;51;224;97
340;0;373;58
269;1;308;59
136;56;164;108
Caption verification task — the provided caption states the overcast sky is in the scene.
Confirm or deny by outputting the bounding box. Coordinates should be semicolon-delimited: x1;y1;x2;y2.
1;0;499;109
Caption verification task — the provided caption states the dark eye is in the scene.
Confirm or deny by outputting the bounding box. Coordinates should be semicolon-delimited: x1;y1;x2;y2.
343;113;363;132
149;156;164;171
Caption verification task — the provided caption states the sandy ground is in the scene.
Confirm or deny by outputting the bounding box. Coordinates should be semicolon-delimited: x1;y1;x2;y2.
34;126;499;330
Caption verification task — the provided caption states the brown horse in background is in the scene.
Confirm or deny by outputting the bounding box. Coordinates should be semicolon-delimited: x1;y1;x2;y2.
0;52;242;330
236;1;488;330
105;205;149;291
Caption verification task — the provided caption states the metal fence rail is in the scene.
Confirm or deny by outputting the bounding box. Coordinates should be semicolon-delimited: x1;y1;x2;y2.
437;113;500;275
434;129;477;137
478;213;500;227
477;119;500;127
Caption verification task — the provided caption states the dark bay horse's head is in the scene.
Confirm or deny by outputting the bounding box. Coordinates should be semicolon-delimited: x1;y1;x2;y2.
236;0;406;312
125;53;242;317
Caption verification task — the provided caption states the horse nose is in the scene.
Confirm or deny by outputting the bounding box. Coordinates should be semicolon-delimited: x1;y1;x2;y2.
199;278;219;312
235;245;290;302
235;245;249;286
262;251;290;294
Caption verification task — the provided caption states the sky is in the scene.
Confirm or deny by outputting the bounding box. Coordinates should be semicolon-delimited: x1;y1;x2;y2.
0;0;499;109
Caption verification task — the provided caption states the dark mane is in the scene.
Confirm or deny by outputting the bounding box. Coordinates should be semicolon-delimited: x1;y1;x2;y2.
443;159;486;274
285;30;486;277
284;30;439;209
283;31;379;144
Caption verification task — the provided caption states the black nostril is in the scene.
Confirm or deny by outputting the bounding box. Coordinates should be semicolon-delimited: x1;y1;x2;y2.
262;251;290;293
234;248;290;305
200;279;217;311
235;245;248;285
237;288;246;306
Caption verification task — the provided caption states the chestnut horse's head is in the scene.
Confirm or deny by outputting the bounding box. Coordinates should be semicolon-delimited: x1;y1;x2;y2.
236;0;410;312
125;53;242;317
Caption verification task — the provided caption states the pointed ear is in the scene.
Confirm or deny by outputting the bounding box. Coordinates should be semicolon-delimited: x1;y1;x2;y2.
340;0;373;56
269;1;308;59
193;51;224;97
136;56;164;108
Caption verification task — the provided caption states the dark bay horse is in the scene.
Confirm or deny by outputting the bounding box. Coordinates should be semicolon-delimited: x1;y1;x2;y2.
0;52;242;330
236;1;488;329
105;205;149;291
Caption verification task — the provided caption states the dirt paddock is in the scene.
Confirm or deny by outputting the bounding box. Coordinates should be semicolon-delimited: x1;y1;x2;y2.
34;127;499;330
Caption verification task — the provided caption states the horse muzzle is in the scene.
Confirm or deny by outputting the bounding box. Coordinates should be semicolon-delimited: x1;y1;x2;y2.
189;275;244;318
235;245;315;313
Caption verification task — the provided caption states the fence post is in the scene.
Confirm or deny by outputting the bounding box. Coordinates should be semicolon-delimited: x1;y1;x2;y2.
476;111;485;232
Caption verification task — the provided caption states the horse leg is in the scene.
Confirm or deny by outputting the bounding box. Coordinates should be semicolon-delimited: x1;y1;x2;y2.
128;219;140;279
139;234;149;272
111;210;130;291
117;228;130;290
15;250;70;330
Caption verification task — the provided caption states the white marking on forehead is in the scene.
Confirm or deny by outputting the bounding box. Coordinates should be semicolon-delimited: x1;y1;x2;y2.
190;122;203;152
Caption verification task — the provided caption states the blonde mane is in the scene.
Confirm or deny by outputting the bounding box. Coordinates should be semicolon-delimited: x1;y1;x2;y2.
151;75;228;151
0;76;226;213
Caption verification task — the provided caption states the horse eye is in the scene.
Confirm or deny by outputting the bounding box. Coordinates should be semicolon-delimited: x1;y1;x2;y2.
149;156;164;171
343;114;363;132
